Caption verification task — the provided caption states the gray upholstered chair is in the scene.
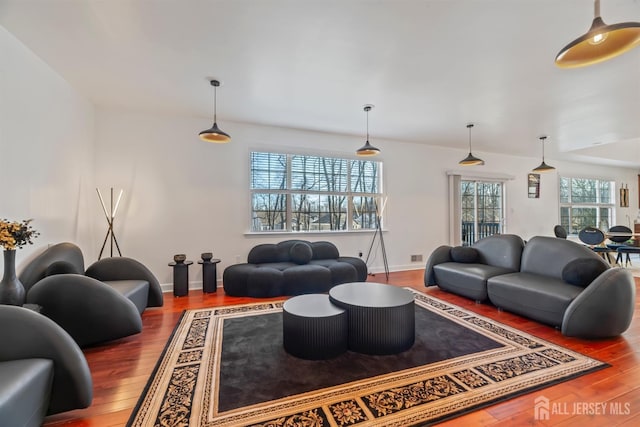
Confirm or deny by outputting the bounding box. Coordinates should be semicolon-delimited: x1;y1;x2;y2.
0;305;92;426
19;242;163;347
553;225;568;239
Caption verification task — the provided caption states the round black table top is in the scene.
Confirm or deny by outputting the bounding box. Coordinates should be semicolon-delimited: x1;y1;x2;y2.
168;261;193;267
283;294;345;318
329;282;414;308
198;258;221;264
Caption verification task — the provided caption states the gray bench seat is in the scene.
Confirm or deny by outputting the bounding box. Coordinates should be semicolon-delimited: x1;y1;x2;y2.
487;272;583;327
0;359;53;427
433;263;515;301
104;280;150;314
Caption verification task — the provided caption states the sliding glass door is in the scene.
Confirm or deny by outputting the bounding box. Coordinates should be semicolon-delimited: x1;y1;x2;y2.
461;180;504;246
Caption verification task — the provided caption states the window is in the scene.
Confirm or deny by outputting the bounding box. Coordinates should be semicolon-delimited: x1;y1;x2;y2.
559;177;615;234
250;151;383;232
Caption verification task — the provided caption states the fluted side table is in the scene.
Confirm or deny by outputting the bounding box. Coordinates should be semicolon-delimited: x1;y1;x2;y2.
282;294;348;360
329;282;415;355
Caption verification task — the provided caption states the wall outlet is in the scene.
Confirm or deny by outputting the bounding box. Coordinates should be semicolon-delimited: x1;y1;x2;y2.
410;254;423;262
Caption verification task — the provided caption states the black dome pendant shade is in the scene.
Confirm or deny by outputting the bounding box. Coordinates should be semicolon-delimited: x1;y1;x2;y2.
532;136;555;173
199;79;231;143
356;105;380;156
459;123;484;166
555;0;640;68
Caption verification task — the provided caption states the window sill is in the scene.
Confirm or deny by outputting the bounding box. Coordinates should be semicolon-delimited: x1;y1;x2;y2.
243;229;386;237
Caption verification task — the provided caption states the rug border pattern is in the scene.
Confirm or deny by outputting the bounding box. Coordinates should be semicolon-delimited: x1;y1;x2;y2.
127;290;608;427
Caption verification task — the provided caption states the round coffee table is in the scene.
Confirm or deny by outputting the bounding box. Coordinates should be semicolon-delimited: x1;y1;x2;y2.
329;282;415;355
282;294;348;360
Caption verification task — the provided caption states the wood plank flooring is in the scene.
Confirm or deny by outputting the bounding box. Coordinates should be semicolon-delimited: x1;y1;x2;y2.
44;270;640;426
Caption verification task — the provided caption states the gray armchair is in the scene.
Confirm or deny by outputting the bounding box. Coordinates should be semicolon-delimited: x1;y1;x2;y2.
0;305;92;426
19;242;163;347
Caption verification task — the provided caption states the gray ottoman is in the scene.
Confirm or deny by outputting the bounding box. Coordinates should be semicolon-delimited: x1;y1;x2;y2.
282;294;348;360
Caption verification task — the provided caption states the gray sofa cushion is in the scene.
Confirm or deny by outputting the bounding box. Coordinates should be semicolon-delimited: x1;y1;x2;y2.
521;236;608;279
433;262;515;301
474;234;525;271
45;261;83;276
289;242;313;264
311;241;340;260
247;244;279;264
0;359;53;427
104;280;150;314
487;272;584;327
450;246;479;263
561;258;609;287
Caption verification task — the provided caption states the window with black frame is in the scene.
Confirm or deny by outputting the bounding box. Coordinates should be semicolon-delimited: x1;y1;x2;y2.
250;151;383;232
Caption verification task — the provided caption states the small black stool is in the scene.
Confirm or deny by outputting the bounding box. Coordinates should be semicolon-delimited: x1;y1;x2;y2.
168;258;193;297
198;253;221;293
282;294;348;360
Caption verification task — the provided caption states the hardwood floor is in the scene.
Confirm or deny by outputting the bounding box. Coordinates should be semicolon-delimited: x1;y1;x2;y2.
44;270;640;426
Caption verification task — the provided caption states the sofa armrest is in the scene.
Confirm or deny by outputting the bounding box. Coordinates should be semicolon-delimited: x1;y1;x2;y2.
424;245;452;286
26;274;143;347
86;257;163;307
0;305;92;415
561;267;635;338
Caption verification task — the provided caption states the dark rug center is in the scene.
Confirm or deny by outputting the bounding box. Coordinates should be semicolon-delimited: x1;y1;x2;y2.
218;305;503;411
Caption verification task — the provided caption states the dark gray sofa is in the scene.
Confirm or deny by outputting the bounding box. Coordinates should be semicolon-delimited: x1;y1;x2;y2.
0;305;92;426
223;240;367;297
425;234;635;338
18;242;163;347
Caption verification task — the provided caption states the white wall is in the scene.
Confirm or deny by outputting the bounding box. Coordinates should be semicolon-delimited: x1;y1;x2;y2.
3;23;636;288
94;108;639;289
0;26;96;267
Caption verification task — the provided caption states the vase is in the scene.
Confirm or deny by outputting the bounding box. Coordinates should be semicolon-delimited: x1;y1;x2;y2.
0;249;25;306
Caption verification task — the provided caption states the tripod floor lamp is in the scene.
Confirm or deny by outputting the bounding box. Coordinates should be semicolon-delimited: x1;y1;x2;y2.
364;198;389;280
97;188;123;259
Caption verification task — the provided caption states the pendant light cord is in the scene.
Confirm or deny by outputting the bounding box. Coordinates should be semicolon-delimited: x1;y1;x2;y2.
467;123;474;152
365;106;371;142
594;0;600;18
213;84;218;123
540;136;547;161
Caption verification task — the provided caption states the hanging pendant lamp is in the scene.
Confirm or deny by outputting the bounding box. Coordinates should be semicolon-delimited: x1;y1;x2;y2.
532;136;556;173
555;0;640;68
199;79;231;143
459;123;484;166
356;105;380;156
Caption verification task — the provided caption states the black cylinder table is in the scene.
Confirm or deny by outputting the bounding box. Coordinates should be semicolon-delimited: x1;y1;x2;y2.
329;282;415;355
282;294;348;360
198;253;221;293
168;257;193;297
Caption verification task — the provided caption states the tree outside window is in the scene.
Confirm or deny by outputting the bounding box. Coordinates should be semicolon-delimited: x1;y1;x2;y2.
559;177;615;234
250;152;383;232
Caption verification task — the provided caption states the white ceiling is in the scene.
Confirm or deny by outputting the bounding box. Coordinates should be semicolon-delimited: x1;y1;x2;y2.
2;0;640;166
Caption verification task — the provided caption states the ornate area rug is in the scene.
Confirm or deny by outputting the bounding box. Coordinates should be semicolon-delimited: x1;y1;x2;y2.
127;291;607;426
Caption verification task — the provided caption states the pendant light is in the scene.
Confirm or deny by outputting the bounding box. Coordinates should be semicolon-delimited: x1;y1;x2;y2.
532;136;555;173
199;79;231;143
356;105;380;156
555;0;640;68
459;123;484;166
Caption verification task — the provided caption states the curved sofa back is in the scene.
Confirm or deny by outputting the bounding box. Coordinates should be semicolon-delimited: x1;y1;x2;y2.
248;240;340;264
520;236;609;278
473;234;525;271
18;242;85;292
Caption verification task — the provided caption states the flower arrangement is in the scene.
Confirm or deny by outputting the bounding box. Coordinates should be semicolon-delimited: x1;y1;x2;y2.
0;219;40;250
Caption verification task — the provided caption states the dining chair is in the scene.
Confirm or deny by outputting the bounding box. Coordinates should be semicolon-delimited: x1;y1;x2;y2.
553;225;567;239
606;225;633;265
578;226;613;263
